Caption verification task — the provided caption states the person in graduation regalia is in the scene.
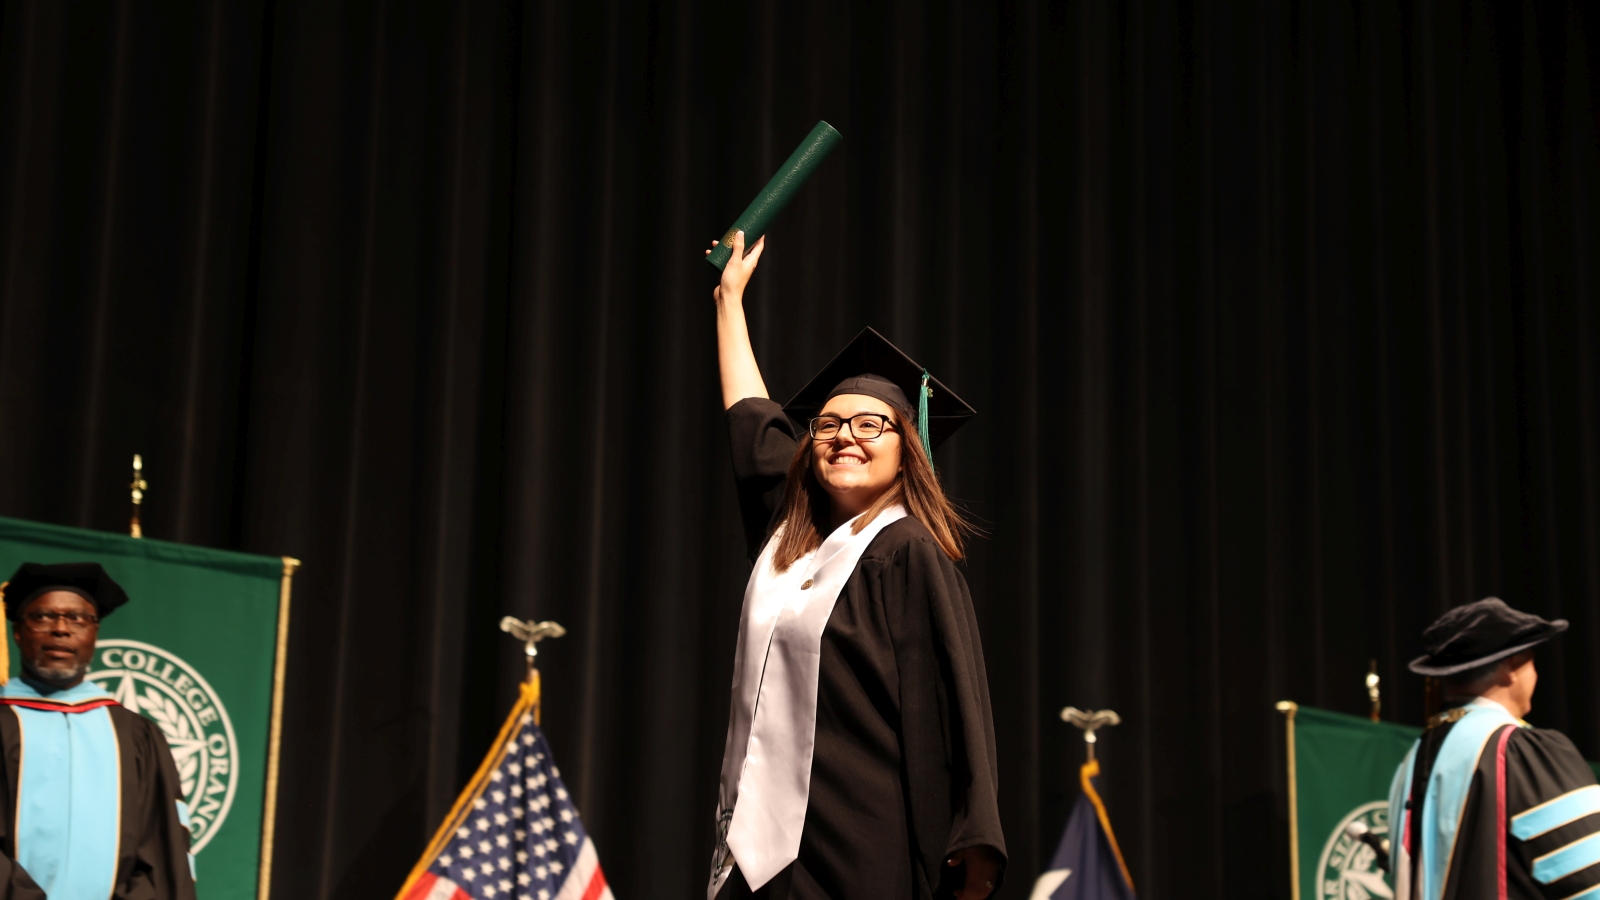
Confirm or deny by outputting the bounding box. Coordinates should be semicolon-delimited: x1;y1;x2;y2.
1390;597;1600;900
702;231;1006;900
0;562;197;900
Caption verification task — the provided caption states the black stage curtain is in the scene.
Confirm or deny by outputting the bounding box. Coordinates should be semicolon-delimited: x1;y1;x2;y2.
1;1;1597;896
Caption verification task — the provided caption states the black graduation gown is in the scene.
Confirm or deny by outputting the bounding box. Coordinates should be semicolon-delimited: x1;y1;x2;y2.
717;398;1006;900
0;702;198;900
1401;711;1600;899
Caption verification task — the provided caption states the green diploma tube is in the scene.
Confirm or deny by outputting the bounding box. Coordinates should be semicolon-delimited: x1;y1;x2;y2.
706;120;843;270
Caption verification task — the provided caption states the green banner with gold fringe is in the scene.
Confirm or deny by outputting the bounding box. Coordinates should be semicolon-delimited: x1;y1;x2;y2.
1281;704;1418;900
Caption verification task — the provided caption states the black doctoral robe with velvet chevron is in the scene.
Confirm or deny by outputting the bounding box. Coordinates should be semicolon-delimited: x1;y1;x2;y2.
0;698;197;900
1399;711;1600;900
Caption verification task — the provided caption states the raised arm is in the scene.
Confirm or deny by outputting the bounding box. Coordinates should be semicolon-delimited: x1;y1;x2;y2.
707;230;770;409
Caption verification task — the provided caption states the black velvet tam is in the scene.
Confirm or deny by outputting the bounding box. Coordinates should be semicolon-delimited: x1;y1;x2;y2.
1409;597;1568;676
1;561;130;620
781;327;975;449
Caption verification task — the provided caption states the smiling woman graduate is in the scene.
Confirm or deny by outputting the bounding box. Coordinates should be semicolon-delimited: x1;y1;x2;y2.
702;232;1005;900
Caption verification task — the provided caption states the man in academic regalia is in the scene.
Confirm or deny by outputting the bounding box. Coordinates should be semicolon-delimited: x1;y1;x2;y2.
0;562;196;900
1390;598;1600;900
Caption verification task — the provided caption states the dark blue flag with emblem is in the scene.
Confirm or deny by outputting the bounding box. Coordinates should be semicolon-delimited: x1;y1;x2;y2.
395;673;613;900
1029;759;1135;900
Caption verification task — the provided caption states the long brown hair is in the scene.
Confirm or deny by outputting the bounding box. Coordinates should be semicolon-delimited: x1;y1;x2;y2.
771;404;972;571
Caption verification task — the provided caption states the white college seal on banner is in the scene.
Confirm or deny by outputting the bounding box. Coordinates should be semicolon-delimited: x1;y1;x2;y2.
1316;800;1393;900
88;639;239;853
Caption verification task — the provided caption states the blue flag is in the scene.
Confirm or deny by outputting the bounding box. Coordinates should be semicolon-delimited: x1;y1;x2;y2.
1030;759;1135;900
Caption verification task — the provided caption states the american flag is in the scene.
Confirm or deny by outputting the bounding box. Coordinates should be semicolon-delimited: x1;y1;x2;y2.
399;685;613;900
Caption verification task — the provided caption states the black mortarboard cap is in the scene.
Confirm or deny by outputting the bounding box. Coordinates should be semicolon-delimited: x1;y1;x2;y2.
782;327;976;451
1408;597;1567;677
2;562;130;621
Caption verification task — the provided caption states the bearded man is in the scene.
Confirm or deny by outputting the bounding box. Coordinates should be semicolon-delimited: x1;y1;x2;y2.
0;562;196;900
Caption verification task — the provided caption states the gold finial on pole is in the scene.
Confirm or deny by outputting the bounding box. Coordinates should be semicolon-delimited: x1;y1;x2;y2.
1366;659;1382;722
129;454;148;538
1060;706;1121;763
499;617;566;684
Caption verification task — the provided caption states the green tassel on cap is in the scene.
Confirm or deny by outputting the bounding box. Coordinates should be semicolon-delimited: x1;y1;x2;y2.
918;370;933;464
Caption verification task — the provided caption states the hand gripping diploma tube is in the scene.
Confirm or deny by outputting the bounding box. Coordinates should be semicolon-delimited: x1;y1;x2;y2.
706;120;843;270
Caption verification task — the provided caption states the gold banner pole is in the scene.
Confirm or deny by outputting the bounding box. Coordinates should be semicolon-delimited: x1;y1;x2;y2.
1276;701;1300;900
257;557;300;900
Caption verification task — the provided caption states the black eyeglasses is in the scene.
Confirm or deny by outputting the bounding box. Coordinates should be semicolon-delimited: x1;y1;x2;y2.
21;611;100;633
808;414;895;441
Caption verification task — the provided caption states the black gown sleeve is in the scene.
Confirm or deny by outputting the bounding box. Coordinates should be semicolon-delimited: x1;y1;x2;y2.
725;397;799;560
0;710;46;900
1504;727;1600;898
113;712;198;900
881;530;1007;892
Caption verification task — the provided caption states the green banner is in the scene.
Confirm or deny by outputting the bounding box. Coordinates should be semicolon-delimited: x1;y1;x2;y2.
0;516;290;900
1290;705;1418;900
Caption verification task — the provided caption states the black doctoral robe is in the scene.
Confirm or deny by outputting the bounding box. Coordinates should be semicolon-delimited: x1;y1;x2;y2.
717;398;1006;900
1399;707;1600;899
0;700;197;900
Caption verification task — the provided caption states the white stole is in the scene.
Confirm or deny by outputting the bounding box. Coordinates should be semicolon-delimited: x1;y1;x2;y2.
708;504;908;898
